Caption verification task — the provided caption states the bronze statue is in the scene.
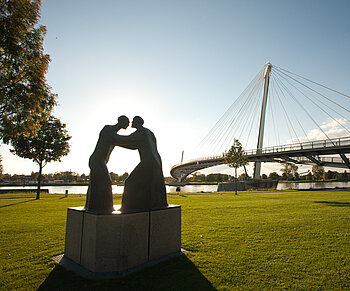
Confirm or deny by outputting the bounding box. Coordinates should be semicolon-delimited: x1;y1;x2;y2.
85;115;168;214
85;115;129;213
118;116;168;213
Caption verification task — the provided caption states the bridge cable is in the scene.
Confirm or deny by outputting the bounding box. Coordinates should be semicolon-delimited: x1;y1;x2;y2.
272;71;335;144
273;69;350;138
273;72;332;142
226;76;263;151
267;89;277;146
273;67;350;114
270;80;281;146
269;80;287;145
273;68;350;124
243;86;263;149
197;68;264;156
272;75;310;143
273;66;350;99
195;68;264;155
229;77;263;150
271;78;301;144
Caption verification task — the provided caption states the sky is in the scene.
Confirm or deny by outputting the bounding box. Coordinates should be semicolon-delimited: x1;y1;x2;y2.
1;0;350;177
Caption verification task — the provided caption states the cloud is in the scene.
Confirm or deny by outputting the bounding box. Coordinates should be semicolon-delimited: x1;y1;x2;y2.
321;118;347;130
288;118;350;144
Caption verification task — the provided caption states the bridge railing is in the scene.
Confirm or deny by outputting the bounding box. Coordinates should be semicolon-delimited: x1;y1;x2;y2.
296;156;344;164
171;155;223;168
172;136;350;169
245;136;350;156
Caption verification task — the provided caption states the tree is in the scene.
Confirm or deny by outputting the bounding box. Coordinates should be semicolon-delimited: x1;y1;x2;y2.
312;165;324;181
0;155;3;179
55;171;77;183
190;172;205;182
80;173;88;182
206;173;230;182
305;171;313;181
341;171;349;181
223;139;248;195
120;172;129;182
238;173;249;180
281;164;292;180
324;170;338;180
10;116;71;199
110;172;120;183
281;163;298;180
268;172;280;180
0;0;57;143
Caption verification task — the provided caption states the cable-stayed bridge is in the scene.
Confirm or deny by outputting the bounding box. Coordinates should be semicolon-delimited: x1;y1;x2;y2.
171;62;350;182
171;136;350;182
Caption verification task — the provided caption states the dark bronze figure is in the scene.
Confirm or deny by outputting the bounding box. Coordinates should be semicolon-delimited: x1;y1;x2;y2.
85;115;129;213
85;115;167;214
118;116;168;213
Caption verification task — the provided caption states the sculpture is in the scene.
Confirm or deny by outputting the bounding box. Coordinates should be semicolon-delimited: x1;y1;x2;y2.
85;115;129;213
85;115;168;214
118;116;168;213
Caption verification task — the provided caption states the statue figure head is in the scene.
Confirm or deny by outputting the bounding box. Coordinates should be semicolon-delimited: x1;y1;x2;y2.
132;116;144;129
118;115;129;129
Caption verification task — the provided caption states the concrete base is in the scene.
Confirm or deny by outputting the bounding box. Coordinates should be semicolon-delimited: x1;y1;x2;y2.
53;250;186;279
64;205;181;273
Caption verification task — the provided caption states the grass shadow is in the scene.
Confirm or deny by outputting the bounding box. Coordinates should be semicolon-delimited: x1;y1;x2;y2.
314;201;350;207
38;255;216;291
0;198;36;208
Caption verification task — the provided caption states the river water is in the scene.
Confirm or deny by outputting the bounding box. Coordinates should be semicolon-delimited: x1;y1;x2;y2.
276;181;350;190
0;184;218;194
1;181;349;194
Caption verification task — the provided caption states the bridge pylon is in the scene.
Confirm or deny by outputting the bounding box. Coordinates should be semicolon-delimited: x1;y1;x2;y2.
253;62;272;179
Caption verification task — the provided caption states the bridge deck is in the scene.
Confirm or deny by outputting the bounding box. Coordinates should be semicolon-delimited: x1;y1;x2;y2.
171;136;350;181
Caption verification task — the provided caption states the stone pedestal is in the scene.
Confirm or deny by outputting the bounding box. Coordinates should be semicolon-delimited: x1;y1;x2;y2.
64;205;181;273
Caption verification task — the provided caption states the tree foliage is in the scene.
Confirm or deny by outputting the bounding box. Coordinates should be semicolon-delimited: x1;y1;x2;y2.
312;165;325;180
10;116;71;198
238;173;250;180
224;139;248;170
324;170;340;180
110;172;129;183
10;116;70;164
281;163;298;180
0;0;56;143
0;155;3;178
268;172;280;180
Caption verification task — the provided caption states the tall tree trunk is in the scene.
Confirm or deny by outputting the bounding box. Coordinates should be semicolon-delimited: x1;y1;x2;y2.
244;165;248;179
36;162;43;200
235;167;238;195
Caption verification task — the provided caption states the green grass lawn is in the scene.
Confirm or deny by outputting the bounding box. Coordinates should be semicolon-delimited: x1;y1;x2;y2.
0;191;349;290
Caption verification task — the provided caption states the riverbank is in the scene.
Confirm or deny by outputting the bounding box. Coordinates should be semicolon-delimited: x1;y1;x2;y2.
0;182;100;186
0;181;219;187
277;180;350;190
2;180;350;194
0;184;219;194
